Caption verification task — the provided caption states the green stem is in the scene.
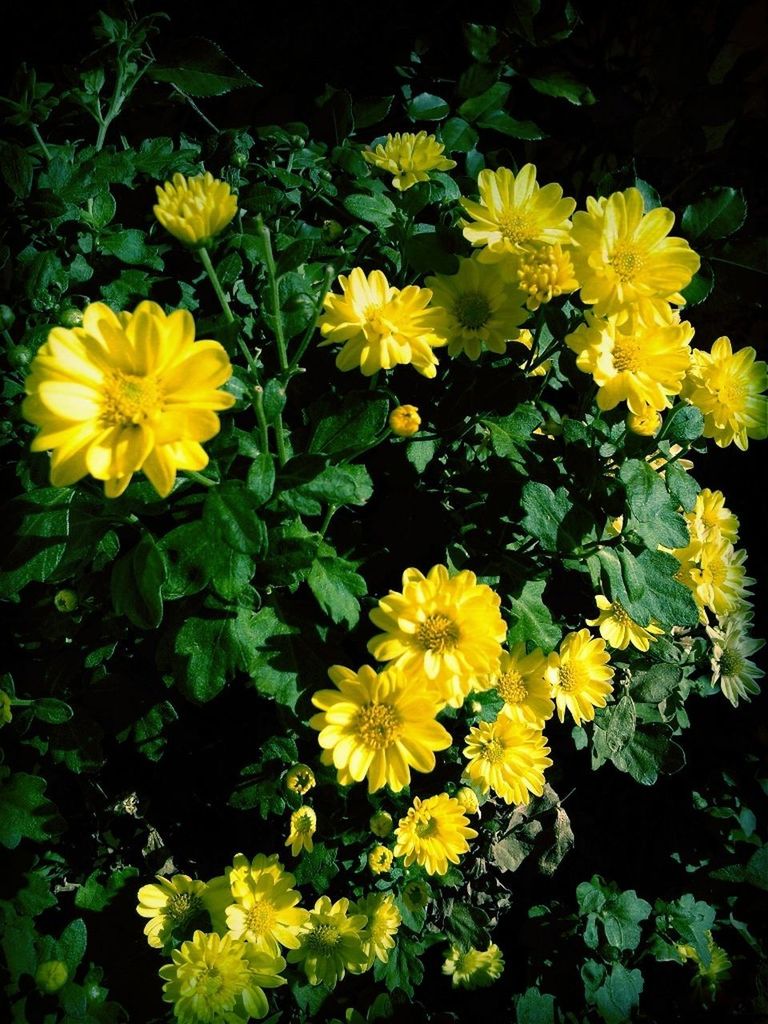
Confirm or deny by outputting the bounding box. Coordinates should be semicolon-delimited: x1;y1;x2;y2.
199;246;235;324
30;123;51;161
187;470;216;487
253;386;270;456
256;216;289;374
273;417;288;466
95;63;126;152
320;504;339;538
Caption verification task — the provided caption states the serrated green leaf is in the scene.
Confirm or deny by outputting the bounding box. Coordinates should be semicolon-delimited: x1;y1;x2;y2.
507;579;562;651
307;554;366;629
0;770;64;849
521;482;593;552
204;482;267;555
110;533;166;629
631;664;682;702
309;392;388;456
343;193;396;228
665;461;700;512
516;987;556;1024
595;964;644;1024
99;228;163;269
150;39;259;97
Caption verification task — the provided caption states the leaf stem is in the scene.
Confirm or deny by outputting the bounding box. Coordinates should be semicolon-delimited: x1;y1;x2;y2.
95;63;127;152
199;246;235;325
256;215;289;374
186;470;216;488
30;123;51;161
253;386;271;456
320;504;339;538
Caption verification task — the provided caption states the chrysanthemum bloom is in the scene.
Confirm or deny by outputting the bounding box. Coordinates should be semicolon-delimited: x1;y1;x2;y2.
587;596;664;652
707;613;764;707
544;629;615;725
454;786;480;815
368;564;507;708
678;933;732;1003
426;257;528;361
502;243;578;310
685;488;739;545
362;131;456;191
154;172;238;247
368;845;394;875
674;537;754;620
284;764;316;796
443;943;505;990
389;404;421;437
566;310;693;414
460;164;575;259
354;893;401;969
627;404;662;436
369;810;394;837
393;793;477;876
22;301;235;498
159;931;285;1023
318;268;447;377
285;807;316;856
401;879;431;912
482;644;554;726
570;187;700;317
463;717;552;806
225;870;308;955
682;336;768;450
286;896;368;988
310;664;451;792
137;874;209;950
205;854;288;934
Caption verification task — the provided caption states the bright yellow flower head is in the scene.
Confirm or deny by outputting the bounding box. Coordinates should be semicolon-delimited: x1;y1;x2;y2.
443;943;504;990
285;807;317;857
389;404;421;437
154;171;238;247
225;868;308;956
454;786;480;815
566;309;693;415
362;131;457;191
286;896;368;988
369;810;394;837
707;613;764;708
354;892;401;968
310;663;451;792
627;404;662;436
684;538;754;619
22;301;235;498
544;629;615;725
463;716;552;806
481;643;554;726
204;854;287;934
368;564;507;708
460;164;576;258
426;257;528;361
571;187;700;317
159;931;286;1023
587;596;664;651
136;874;209;950
318;268;446;378
368;845;394;875
284;763;316;796
393;793;477;876
685;489;739;545
682;336;768;450
502;243;579;310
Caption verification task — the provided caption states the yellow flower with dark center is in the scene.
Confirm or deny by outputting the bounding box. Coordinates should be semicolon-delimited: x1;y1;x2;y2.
368;845;394;874
426;257;528;361
685;538;754;619
682;336;768;450
368;564;507;708
22;301;235;498
362;131;457;191
685;489;739;545
389;404;421;437
284;763;316;795
393;793;477;876
460;164;575;258
627;404;662;436
159;930;286;1023
503;243;578;310
401;879;431;912
369;810;394;837
463;716;552;806
318;268;447;378
707;613;764;707
286;896;368;988
587;596;664;651
310;664;451;792
443;943;504;989
482;644;554;726
285;807;317;856
544;629;615;725
154;172;238;247
225;870;308;955
455;786;480;815
571;187;700;317
566;310;693;415
137;874;209;950
354;892;401;968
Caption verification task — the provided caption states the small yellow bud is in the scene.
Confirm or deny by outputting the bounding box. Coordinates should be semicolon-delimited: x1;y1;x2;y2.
455;786;480;815
369;810;394;838
54;589;78;613
627;406;662;437
1;690;12;727
469;700;483;715
35;960;68;993
368;844;394;874
389;404;421;437
284;763;316;795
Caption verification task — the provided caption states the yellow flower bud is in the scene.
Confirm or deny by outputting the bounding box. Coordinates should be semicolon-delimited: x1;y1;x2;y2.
369;810;394;838
54;589;78;613
368;844;394;874
627;405;662;437
154;172;238;247
455;786;480;815
35;960;68;993
389;404;421;437
284;763;316;795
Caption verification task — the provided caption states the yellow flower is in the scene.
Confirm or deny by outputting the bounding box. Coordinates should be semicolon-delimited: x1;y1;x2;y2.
707;613;764;707
685;488;739;545
1;690;12;728
544;629;615;725
285;807;316;856
587;596;664;651
682;336;768;450
362;131;456;191
463;716;552;806
678;933;732;1003
22;301;235;498
310;664;451;792
570;187;700;317
354;892;401;968
136;874;209;950
35;960;68;994
225;868;308;956
401;879;431;912
368;564;507;708
154;172;238;247
627;405;662;436
159;931;286;1023
443;943;504;990
205;854;286;934
684;538;754;619
389;404;421;437
286;896;368;988
515;327;550;377
460;164;575;258
284;764;316;795
566;309;693;415
368;845;394;875
503;243;578;310
393;793;477;876
369;810;394;837
426;257;528;361
454;786;480;815
317;268;446;378
482;644;554;726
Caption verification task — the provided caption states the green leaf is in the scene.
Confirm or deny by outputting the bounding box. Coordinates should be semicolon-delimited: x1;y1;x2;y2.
309;392;388;456
33;698;73;725
507;579;562;651
2;914;37;982
343;193;396;229
463;23;499;62
282;463;373;515
477;110;547;139
442;901;490;951
353;94;394;129
58;918;87;973
662;894;716;963
374;937;425;998
458;82;511;122
620;459;689;548
150;38;259;97
308;553;366;628
407;92;450;120
404;230;460;274
603;695;637;757
516;988;556;1024
110;533;167;630
88;189;117;229
632;549;699;629
594;964;644;1024
203;482;267;555
99;228;163;268
681;187;747;240
665;461;700;512
529;70;595;105
482;403;543;464
246;605;303;709
21;250;68;310
631;664;682;703
635;178;661;210
611;724;684;786
680;260;714;305
406;438;437;474
75;866;139;912
0;141;35;197
0;490;73;596
440;117;478;152
160;522;211;600
0;769;64;849
172;603;259;703
246;453;275;506
521;482;593;552
663;404;704;444
291;843;339;894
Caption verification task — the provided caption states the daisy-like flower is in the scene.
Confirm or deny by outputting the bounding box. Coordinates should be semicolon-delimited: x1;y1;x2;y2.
310;664;451;792
389;404;421;437
684;538;754;619
22;301;235;498
159;931;285;1023
463;716;552;805
627;404;662;436
707;613;764;707
570;187;700;317
502;243;578;310
154;172;238;247
566;309;693;415
678;933;732;1004
284;763;316;796
368;564;507;708
362;131;456;191
285;807;316;856
685;488;739;545
443;943;505;990
393;793;477;876
368;845;394;875
426;257;528;361
225;870;308;956
136;874;208;950
587;596;664;651
205;854;287;934
481;644;554;726
287;896;368;988
544;629;615;725
317;268;447;378
682;336;768;450
354;892;401;968
454;786;480;815
460;164;575;258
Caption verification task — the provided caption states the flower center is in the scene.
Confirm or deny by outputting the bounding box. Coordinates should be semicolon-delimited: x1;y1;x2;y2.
480;737;505;764
307;924;340;957
245;899;276;936
289;769;313;792
610;243;644;282
102;371;163;426
496;669;527;704
356;702;401;749
557;664;578;692
719;649;744;676
498;211;534;245
414;814;439;839
454;291;492;330
610;600;630;624
416;613;460;653
716;378;746;408
612;334;643;372
294;811;315;834
167;892;202;926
